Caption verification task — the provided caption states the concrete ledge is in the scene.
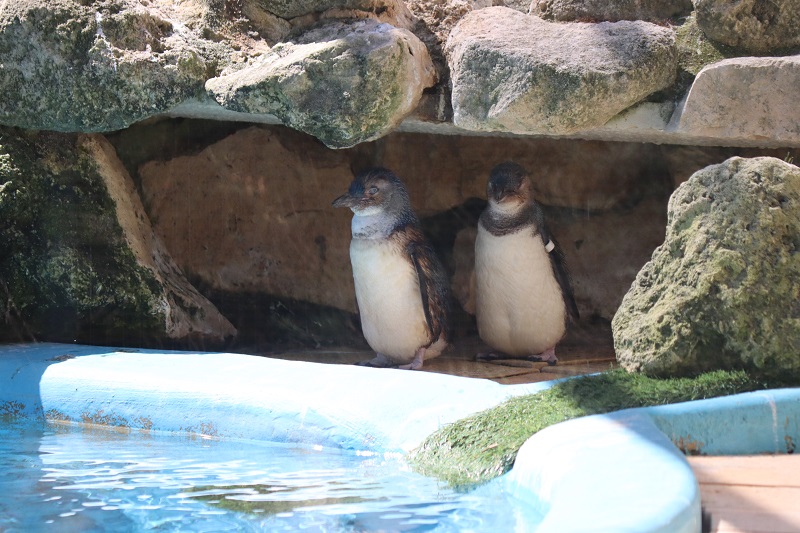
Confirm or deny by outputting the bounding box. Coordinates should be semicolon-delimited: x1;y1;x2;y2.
2;343;798;532
508;411;701;533
0;343;549;452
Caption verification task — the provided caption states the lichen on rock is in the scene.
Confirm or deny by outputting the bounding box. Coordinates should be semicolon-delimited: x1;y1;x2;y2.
205;18;436;148
0;127;235;346
0;0;210;132
693;0;800;55
445;7;678;135
613;157;800;380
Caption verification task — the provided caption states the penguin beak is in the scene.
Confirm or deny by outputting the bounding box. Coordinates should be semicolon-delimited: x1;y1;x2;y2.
490;189;510;203
332;192;359;209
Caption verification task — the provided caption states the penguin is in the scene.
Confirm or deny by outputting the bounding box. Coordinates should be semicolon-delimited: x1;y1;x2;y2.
332;167;451;370
474;161;579;365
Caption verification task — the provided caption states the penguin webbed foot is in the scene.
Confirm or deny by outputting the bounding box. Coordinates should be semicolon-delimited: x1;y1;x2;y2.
356;349;425;370
398;347;425;371
355;353;397;368
476;347;558;366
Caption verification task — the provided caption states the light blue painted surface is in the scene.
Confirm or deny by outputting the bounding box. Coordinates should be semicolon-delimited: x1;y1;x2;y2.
0;343;550;453
2;343;799;533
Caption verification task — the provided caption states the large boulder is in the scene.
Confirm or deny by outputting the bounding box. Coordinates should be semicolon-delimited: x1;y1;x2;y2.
445;7;677;135
205;18;435;148
530;0;691;23
0;128;236;346
671;56;800;146
694;0;800;54
0;0;210;132
613;157;800;380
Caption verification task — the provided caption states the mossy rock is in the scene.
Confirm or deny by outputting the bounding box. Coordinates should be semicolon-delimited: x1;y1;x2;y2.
0;129;166;342
205;18;435;148
0;0;208;132
613;157;800;380
674;13;734;76
0;127;235;346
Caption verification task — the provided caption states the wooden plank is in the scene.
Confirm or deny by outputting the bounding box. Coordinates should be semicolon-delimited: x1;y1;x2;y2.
705;511;800;533
689;455;800;488
699;485;800;514
690;455;800;533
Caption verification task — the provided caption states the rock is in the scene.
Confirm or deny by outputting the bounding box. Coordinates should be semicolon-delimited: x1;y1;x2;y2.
205;18;436;148
673;13;732;76
240;1;293;43
134;122;672;318
239;0;414;36
613;157;800;380
0;0;210;132
251;0;407;20
530;0;691;23
377;132;662;211
445;7;677;135
138;126;359;312
671;56;800;146
0;128;236;346
694;0;800;54
660;145;739;188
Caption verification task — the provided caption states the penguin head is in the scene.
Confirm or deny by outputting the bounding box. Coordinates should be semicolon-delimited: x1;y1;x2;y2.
486;161;532;213
332;167;413;218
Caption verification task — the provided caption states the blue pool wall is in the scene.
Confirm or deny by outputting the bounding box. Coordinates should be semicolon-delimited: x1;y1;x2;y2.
2;343;799;533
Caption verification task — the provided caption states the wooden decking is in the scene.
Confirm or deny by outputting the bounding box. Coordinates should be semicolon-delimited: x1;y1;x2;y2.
688;455;800;533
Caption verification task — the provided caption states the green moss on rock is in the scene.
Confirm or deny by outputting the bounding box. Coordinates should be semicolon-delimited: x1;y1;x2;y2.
205;18;434;148
0;128;166;343
0;0;208;132
409;369;782;488
673;13;735;76
613;157;800;380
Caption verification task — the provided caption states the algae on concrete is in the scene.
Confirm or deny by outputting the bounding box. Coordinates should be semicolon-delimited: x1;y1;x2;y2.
409;369;782;488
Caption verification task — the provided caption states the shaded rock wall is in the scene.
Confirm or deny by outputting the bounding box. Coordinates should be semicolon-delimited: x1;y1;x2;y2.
107;119;797;348
1;0;799;354
0;127;235;347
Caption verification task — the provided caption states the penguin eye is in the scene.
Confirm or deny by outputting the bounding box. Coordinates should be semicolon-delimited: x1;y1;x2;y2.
367;186;379;195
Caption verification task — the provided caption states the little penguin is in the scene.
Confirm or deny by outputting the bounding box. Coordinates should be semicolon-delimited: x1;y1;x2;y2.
332;167;451;370
474;161;579;365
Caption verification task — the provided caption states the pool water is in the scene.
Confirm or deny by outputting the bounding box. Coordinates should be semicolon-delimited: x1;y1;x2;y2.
0;421;542;532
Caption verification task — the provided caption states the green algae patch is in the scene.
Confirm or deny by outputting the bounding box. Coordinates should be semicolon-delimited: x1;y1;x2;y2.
0;128;165;343
409;369;783;488
613;157;800;380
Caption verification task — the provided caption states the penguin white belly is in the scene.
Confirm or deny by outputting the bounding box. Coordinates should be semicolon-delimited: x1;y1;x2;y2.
475;225;567;356
350;238;431;364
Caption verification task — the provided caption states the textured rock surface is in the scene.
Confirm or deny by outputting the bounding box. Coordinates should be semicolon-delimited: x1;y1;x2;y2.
530;0;691;23
0;128;235;346
694;0;800;54
138;126;358;311
0;0;210;132
445;7;677;135
613;157;800;379
672;56;800;146
206;19;435;147
135;122;671;317
250;0;407;19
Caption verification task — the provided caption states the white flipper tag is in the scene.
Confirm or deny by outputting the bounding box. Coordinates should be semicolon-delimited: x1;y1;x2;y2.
545;240;555;253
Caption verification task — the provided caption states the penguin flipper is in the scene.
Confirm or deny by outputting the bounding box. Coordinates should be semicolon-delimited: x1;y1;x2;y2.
540;228;580;325
407;237;450;346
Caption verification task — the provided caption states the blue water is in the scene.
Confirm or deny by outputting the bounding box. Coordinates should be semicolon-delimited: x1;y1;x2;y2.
0;421;542;532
